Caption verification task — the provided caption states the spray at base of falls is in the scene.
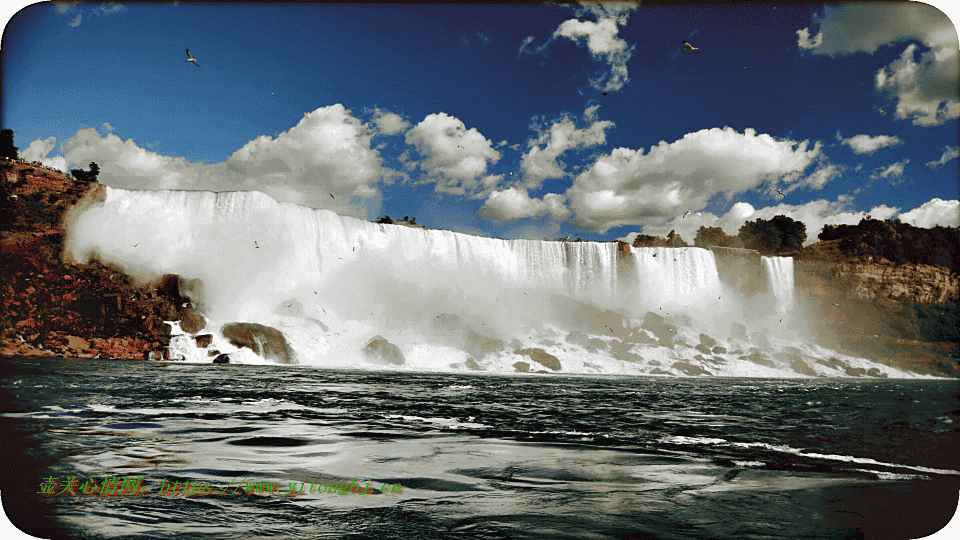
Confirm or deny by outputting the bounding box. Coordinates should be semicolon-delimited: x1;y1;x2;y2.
65;187;927;378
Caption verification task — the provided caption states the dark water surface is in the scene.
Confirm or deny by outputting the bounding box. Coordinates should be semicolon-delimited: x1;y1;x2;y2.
2;357;958;539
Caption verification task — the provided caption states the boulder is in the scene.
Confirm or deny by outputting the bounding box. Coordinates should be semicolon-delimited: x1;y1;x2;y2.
648;367;673;375
586;338;606;352
672;361;712;376
213;353;230;364
180;307;206;334
465;331;504;359
464;357;482;371
221;322;298;364
609;340;643;362
513;361;531;373
195;334;213;348
362;335;406;366
658;336;674;349
791;358;817;376
866;367;888;378
741;352;774;367
565;330;590;348
642;312;678;341
712;346;728;354
843;366;866;377
695;344;712;355
698;333;717;349
572;303;627;337
514;348;561;371
773;352;794;364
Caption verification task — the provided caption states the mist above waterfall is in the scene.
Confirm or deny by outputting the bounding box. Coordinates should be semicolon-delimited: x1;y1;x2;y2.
63;187;921;378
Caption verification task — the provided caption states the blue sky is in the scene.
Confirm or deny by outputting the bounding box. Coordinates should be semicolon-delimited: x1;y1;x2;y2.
2;1;958;244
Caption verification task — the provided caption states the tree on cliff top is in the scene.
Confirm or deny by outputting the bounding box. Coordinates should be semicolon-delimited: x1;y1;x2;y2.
738;215;806;255
694;226;741;248
0;129;17;159
71;162;100;183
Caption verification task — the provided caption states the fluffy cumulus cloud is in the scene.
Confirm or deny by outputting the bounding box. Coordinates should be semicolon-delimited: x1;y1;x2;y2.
926;145;959;168
547;2;639;92
520;106;614;188
404;112;501;197
21;105;396;218
797;3;959;126
628;197;903;248
898;198;960;228
55;1;125;27
566;127;828;232
839;133;902;155
870;159;909;183
477;188;571;223
369;108;410;136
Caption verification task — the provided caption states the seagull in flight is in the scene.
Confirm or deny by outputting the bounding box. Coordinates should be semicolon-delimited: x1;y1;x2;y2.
682;210;691;218
185;49;199;67
682;40;698;52
775;189;784;197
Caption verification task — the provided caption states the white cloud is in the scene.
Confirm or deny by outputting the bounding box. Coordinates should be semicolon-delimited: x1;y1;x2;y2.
23;105;397;217
839;133;902;154
477;188;571;223
553;17;634;92
566;127;826;232
69;13;82;27
795;3;959;127
796;3;957;56
870;159;909;182
875;43;960;126
369;108;410;135
102;122;114;131
520;107;614;188
404;112;501;197
926;145;959;168
98;3;124;15
898;198;960;228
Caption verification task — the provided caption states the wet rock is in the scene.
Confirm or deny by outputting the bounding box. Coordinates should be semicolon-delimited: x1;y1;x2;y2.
221;322;298;364
571;303;627;337
624;327;657;345
514;348;561;371
586;338;606;352
741;351;774;367
180;307;206;334
466;331;504;359
791;358;817;376
712;346;727;354
648;367;673;375
464;357;482;371
773;352;794;364
784;346;803;356
730;322;748;340
843;366;866;377
208;349;221;357
609;340;643;362
658;336;674;349
695;344;712;355
513;361;530;373
672;361;712;376
866;367;888;378
362;335;405;366
698;333;717;349
213;353;230;364
195;334;213;348
565;330;590;348
642;312;678;341
648;360;661;366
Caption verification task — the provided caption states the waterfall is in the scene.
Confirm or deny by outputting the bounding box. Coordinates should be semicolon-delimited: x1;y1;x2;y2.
761;256;796;315
631;247;723;311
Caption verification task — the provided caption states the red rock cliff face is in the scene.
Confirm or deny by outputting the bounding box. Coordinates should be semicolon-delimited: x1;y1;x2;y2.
1;159;185;359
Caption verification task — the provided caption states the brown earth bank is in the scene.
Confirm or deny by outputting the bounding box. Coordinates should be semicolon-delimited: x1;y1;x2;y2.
1;158;957;375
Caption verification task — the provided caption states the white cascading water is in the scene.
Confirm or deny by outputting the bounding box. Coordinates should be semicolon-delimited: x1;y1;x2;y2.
761;256;796;315
63;188;919;377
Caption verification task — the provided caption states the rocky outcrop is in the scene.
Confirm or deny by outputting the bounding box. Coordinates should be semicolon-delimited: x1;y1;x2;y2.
1;160;187;360
221;322;298;364
362;335;405;366
641;312;677;342
796;260;959;305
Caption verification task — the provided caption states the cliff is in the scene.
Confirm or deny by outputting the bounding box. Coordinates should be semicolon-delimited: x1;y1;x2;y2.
0;159;186;359
796;259;959;306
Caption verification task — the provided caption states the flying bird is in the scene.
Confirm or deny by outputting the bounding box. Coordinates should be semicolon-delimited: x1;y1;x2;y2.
254;241;259;249
682;40;698;52
329;193;335;199
775;189;784;197
683;210;691;218
185;49;199;67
